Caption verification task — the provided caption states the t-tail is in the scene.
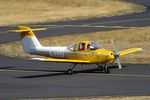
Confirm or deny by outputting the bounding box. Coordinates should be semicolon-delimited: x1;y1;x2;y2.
9;26;47;53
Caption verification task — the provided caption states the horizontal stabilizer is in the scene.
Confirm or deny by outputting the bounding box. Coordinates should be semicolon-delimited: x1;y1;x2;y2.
8;28;47;33
8;26;48;38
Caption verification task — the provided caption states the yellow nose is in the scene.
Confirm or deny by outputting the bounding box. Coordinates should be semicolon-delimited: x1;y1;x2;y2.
107;54;115;62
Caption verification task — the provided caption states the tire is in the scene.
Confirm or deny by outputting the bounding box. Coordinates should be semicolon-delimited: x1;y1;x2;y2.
98;66;103;71
67;69;73;75
104;67;110;73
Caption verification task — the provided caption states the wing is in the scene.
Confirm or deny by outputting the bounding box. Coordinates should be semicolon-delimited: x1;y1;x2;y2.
119;48;142;56
29;58;90;64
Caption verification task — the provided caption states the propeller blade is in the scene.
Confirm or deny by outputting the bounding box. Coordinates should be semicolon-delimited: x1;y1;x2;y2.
111;39;122;69
111;39;116;51
116;57;122;69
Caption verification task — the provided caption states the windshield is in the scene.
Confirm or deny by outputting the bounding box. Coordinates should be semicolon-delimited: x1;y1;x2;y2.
87;41;101;50
68;41;101;51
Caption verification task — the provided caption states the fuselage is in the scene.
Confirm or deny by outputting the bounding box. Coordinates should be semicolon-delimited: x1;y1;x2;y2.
30;46;115;64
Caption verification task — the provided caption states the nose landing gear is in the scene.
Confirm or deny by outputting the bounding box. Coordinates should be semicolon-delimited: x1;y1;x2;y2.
97;64;110;73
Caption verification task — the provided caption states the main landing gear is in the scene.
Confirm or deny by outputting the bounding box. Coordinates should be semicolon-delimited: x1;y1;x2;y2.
97;64;110;73
67;64;76;75
66;63;110;75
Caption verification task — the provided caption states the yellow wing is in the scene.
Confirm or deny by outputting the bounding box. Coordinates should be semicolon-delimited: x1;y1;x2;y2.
30;58;90;64
119;48;142;56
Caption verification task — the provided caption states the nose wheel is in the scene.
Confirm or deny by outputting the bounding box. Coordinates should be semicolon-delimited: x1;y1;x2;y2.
67;69;73;75
104;66;110;73
97;64;110;73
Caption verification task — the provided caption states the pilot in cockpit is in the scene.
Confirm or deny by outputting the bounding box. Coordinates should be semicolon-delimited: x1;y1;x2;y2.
68;41;101;51
87;41;101;50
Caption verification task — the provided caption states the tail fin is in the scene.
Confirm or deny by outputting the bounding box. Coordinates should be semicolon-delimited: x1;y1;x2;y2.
9;26;47;53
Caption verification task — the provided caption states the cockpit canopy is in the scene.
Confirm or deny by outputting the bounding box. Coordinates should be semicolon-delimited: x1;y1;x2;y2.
68;41;101;51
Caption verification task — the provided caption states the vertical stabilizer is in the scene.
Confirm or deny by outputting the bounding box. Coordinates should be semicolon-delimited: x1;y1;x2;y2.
10;26;47;53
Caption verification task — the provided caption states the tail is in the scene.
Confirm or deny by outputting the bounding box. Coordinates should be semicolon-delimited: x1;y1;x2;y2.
9;26;47;53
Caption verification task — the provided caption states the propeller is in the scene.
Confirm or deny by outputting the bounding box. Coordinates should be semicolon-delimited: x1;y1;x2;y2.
111;39;122;69
114;51;122;69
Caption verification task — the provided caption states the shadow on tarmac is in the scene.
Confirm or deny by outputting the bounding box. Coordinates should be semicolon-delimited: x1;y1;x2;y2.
4;65;127;79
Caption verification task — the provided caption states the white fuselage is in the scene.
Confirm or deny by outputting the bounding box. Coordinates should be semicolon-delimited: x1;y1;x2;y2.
21;36;69;58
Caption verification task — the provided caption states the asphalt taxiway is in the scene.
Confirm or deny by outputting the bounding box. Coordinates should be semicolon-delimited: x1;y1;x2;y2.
0;0;150;99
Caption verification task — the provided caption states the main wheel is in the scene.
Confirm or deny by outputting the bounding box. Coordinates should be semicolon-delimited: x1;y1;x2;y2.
98;66;103;71
67;69;73;75
104;66;110;73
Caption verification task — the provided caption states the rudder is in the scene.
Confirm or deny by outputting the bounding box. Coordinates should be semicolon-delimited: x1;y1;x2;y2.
9;26;47;53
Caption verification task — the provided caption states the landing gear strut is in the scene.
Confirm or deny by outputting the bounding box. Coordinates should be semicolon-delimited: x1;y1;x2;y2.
67;64;76;75
103;65;110;73
97;64;103;71
97;64;110;73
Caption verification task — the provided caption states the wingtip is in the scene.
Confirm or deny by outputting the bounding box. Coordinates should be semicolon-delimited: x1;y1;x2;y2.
139;48;142;51
29;58;43;61
133;48;142;51
136;48;142;51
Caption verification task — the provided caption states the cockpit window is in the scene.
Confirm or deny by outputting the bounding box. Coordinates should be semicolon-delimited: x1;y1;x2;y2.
68;41;101;51
68;44;76;51
87;41;101;50
78;43;86;51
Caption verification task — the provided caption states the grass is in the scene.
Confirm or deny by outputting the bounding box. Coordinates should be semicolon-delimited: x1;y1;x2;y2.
0;0;145;26
0;27;149;64
21;96;150;100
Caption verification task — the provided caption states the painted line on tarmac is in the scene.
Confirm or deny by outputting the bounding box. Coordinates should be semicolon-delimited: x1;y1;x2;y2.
1;17;149;34
87;17;150;25
32;17;150;28
32;24;139;29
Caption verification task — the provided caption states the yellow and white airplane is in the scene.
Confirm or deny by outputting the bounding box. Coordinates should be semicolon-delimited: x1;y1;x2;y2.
10;26;142;74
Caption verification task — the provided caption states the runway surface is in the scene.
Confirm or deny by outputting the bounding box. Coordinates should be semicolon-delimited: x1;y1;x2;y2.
0;0;150;99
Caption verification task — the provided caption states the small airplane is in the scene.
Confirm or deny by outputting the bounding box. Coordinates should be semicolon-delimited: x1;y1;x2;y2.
10;26;142;74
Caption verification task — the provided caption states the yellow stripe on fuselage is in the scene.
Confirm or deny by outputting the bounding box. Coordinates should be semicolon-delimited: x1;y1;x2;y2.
65;49;114;63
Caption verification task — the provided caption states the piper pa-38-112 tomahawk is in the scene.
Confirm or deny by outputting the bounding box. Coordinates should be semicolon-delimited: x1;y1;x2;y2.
10;26;142;74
